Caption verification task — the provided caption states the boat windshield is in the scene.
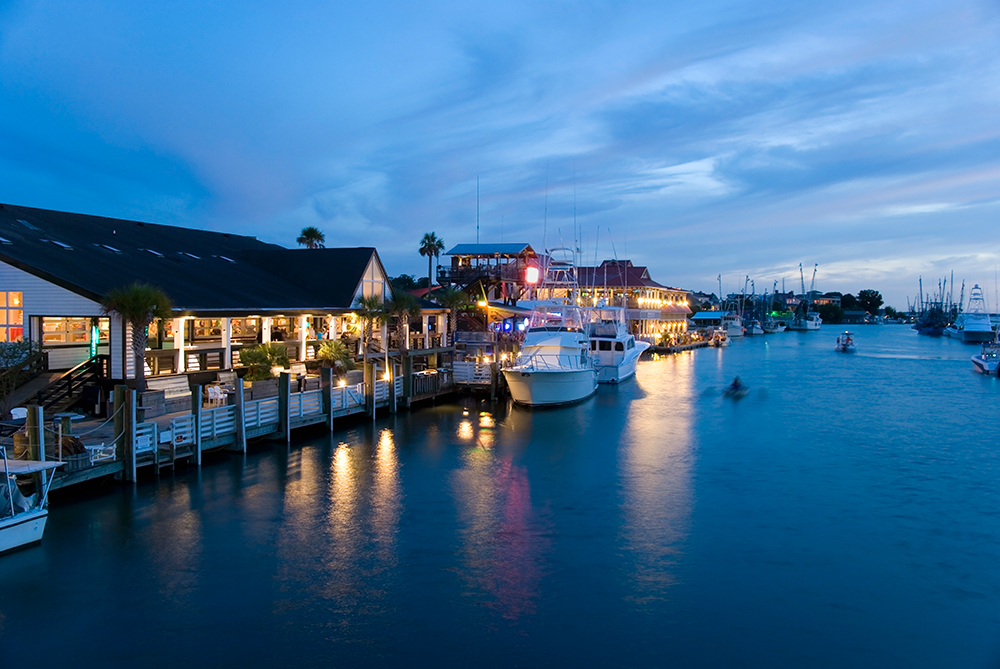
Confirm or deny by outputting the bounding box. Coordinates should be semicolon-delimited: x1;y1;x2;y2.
527;305;586;331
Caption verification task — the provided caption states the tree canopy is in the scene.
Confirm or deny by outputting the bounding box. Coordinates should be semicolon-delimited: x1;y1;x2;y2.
100;282;172;392
296;226;326;249
857;289;883;314
418;232;445;288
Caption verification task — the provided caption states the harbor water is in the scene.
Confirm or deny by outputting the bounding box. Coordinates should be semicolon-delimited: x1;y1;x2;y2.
2;326;999;667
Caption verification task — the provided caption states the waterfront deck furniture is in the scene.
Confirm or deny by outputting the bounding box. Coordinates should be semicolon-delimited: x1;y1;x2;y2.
145;376;192;414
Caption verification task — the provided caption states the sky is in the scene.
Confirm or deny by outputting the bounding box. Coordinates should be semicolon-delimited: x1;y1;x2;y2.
2;0;999;309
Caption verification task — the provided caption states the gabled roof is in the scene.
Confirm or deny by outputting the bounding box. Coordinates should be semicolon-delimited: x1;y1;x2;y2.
577;264;668;290
241;247;383;309
445;243;536;257
0;203;383;313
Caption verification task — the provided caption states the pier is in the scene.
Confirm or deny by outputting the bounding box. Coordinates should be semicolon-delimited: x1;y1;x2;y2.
10;364;455;491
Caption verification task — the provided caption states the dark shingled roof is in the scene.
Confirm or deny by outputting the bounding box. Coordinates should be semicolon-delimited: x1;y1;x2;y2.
0;203;380;313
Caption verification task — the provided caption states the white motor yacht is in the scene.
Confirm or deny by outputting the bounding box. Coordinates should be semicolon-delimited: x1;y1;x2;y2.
504;304;597;406
1;447;62;554
946;285;994;343
587;306;650;384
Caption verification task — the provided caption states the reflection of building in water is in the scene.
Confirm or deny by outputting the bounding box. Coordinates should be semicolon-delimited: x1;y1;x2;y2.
451;411;547;621
620;354;695;602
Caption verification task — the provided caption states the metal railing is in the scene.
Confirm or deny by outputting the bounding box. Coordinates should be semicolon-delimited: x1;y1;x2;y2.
35;354;107;412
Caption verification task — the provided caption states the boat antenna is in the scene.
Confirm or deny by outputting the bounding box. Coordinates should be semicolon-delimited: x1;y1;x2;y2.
542;163;549;252
477;175;480;244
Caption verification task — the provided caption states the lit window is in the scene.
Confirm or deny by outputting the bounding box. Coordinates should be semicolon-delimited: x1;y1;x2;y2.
0;292;23;341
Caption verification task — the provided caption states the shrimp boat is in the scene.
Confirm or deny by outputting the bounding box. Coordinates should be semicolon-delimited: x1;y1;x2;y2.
587;305;650;384
2;446;62;554
503;249;597;406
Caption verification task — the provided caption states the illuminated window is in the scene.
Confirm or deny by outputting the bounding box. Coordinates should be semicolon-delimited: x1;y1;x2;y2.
0;292;24;342
42;317;89;344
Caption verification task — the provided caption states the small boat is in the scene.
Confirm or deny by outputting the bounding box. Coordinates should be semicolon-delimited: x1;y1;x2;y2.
912;305;947;336
788;309;822;331
710;330;729;347
835;331;856;353
2;447;62;554
723;378;749;399
745;319;764;336
587;305;651;384
971;340;1000;375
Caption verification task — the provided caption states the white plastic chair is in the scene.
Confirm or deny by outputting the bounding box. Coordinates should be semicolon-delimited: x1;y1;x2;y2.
10;407;27;420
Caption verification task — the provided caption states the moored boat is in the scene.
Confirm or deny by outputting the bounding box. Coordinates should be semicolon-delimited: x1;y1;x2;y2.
587;305;650;384
503;304;597;405
946;285;994;343
2;447;62;555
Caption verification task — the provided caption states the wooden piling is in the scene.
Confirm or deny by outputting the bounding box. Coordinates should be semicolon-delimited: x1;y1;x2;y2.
277;372;291;444
320;367;334;430
191;384;202;467
232;378;247;453
124;389;136;482
113;385;126;474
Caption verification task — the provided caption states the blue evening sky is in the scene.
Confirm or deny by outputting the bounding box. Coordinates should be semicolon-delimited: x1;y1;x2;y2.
2;0;998;309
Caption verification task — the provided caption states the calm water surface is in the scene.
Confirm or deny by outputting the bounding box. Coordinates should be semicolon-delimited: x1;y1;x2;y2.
2;326;999;667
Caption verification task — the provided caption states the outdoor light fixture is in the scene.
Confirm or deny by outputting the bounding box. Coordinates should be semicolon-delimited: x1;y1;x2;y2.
525;266;539;284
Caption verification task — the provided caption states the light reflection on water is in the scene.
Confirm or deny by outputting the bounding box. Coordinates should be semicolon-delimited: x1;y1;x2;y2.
3;327;1000;666
620;352;694;603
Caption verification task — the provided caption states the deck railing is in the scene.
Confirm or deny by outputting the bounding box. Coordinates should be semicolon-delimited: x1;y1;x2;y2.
244;398;279;429
200;405;237;439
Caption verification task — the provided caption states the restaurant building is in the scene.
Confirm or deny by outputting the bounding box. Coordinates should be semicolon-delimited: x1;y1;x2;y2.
0;203;447;380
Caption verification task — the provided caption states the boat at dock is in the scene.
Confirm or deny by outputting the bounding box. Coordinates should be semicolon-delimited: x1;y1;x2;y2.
945;285;994;343
587;305;650;384
722;312;745;337
912;305;947;336
788;309;822;330
1;447;62;554
835;331;856;353
503;304;597;406
745;319;764;336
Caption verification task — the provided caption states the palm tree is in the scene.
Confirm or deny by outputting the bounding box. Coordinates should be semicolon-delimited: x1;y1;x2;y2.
435;287;471;339
385;292;421;354
100;283;173;392
353;294;386;371
297;226;326;249
418;232;445;289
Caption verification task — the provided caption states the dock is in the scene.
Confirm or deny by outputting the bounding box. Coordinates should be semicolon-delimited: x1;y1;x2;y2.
8;365;455;491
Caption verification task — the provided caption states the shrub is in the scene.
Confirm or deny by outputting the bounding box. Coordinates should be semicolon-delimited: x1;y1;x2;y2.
240;343;290;381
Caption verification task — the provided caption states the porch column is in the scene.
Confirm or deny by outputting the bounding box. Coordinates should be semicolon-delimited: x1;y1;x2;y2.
222;317;232;368
298;315;308;361
424;314;430;349
437;314;446;347
262;316;272;344
326;315;336;340
173;317;185;373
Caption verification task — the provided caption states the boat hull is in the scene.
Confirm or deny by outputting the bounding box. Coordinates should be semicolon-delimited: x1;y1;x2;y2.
0;508;48;554
971;356;997;374
504;368;597;406
961;329;995;344
596;342;650;384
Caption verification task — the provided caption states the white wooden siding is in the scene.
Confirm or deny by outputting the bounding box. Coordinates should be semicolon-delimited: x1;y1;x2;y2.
0;261;102;318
